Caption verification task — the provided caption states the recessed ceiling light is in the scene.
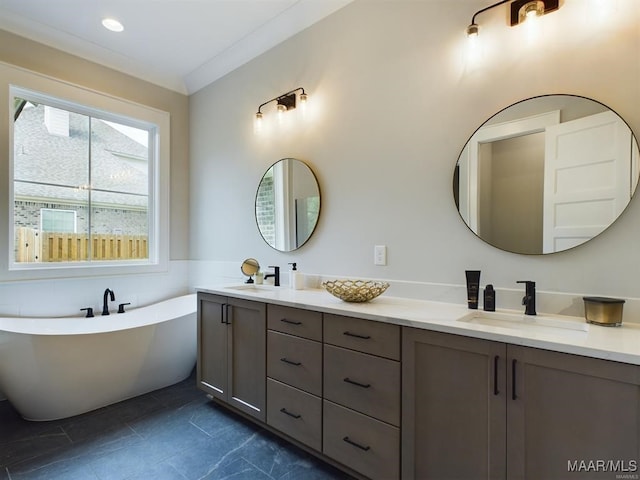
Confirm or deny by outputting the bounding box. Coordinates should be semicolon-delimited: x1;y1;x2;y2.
102;18;124;33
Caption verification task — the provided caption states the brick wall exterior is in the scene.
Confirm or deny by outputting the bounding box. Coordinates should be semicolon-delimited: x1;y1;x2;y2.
255;175;275;246
14;201;148;236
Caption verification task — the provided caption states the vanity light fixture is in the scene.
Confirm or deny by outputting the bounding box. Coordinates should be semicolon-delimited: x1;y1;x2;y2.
254;87;307;124
466;0;560;37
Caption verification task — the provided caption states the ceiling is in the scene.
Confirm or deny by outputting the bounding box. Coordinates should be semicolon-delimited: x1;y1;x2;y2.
0;0;353;95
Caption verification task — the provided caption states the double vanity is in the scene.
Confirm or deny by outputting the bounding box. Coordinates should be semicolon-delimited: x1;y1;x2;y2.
196;284;640;480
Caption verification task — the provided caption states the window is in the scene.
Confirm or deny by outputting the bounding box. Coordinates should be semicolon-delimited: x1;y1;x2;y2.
11;86;161;269
41;209;76;233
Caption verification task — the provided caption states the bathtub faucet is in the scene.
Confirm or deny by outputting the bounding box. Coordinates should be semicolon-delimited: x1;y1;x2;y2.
102;288;115;316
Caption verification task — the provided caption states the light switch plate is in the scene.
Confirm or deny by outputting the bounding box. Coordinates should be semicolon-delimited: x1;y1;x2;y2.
374;245;387;266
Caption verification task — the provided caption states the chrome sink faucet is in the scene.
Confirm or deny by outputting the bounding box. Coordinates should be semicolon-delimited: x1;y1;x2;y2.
264;266;280;286
517;281;536;316
102;288;115;316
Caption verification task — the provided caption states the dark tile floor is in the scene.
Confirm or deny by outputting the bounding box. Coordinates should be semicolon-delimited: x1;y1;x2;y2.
0;371;351;480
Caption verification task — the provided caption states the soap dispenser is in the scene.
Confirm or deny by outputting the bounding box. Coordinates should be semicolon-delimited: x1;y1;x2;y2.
288;262;303;290
483;284;495;312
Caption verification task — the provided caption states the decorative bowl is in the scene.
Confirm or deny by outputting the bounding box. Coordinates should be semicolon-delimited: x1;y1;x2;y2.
321;279;389;303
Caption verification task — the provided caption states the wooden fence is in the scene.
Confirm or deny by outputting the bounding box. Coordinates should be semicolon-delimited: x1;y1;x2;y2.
16;227;148;262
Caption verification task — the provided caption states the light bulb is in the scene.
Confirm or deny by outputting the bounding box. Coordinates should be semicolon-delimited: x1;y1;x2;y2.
299;93;308;119
254;112;263;134
525;6;540;19
518;1;544;24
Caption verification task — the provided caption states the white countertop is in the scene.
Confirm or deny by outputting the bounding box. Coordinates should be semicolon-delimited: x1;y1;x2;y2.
197;284;640;366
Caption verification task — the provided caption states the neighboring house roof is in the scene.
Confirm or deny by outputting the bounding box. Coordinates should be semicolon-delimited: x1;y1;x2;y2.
13;104;148;208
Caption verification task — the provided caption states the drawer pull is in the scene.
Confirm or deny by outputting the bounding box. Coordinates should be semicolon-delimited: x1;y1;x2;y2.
493;355;500;396
280;357;302;366
343;436;371;451
280;408;301;419
280;318;302;325
512;359;518;400
343;377;371;389
343;331;371;340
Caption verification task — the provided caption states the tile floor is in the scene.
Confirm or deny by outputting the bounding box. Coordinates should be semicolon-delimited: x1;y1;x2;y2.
0;371;352;480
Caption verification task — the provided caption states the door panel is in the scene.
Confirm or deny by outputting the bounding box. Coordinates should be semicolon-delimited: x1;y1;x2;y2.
197;294;228;401
228;297;266;421
543;111;631;253
402;328;507;480
507;345;640;479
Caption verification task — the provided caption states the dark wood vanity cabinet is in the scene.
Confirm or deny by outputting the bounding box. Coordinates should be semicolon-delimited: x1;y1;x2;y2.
266;304;323;451
402;327;640;480
265;307;402;479
323;314;401;480
197;293;266;422
197;293;639;480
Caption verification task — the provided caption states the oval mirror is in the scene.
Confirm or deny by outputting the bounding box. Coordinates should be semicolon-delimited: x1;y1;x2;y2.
453;94;639;255
255;158;321;252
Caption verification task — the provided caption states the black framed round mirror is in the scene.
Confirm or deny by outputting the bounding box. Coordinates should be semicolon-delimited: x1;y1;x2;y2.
255;158;320;252
454;94;639;255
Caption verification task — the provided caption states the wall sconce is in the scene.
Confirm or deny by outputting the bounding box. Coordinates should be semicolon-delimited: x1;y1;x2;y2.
466;0;560;37
254;87;308;132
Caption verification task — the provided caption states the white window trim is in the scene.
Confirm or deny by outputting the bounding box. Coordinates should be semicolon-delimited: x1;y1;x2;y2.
4;66;169;281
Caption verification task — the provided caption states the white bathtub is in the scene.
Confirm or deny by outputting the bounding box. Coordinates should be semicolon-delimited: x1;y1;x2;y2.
0;293;196;421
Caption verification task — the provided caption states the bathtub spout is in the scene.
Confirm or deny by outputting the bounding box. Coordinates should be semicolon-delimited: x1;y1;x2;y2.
102;288;115;316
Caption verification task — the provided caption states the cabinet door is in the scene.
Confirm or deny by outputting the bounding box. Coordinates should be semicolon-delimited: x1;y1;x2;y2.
227;297;267;421
507;345;640;479
402;327;507;480
197;293;229;401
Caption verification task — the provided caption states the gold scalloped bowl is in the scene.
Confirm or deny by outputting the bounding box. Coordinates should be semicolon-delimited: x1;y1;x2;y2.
321;279;390;303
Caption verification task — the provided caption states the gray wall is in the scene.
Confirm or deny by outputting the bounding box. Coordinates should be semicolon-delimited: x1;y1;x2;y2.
189;0;640;302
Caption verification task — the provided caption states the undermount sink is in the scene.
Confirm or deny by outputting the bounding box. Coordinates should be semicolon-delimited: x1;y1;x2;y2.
225;284;277;292
457;310;589;336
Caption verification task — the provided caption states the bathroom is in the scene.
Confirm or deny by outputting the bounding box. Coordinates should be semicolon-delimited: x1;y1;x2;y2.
0;0;639;478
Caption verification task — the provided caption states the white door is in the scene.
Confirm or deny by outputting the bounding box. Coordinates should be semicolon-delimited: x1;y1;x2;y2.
543;111;632;253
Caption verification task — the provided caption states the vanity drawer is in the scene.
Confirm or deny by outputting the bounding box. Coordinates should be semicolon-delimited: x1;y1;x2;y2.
323;400;399;480
324;344;400;426
267;331;322;396
323;314;400;360
267;379;321;451
267;304;322;341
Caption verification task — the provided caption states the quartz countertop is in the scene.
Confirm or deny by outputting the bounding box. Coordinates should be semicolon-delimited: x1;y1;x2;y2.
196;285;640;366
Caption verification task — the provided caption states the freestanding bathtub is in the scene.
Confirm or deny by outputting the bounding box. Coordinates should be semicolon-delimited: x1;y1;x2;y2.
0;293;196;421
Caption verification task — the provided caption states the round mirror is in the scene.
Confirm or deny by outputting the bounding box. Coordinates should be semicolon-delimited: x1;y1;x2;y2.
255;158;321;252
241;258;260;277
453;94;639;255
